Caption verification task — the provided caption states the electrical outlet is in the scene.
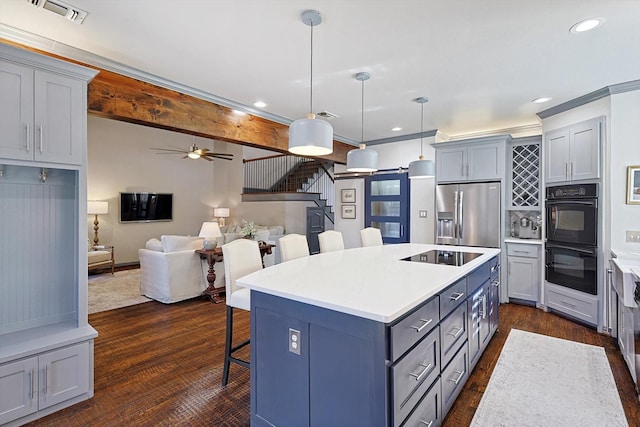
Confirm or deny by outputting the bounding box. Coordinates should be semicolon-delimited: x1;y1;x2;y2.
419;210;428;218
626;231;640;243
289;328;301;355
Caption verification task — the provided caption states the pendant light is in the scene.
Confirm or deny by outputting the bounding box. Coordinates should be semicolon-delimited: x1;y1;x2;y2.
346;72;378;172
288;10;333;156
408;97;435;179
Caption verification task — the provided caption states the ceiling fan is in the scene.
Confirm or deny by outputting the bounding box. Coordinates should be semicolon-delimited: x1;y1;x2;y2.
152;143;234;162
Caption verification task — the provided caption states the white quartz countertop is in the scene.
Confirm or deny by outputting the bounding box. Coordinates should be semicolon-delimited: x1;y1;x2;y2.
237;244;500;323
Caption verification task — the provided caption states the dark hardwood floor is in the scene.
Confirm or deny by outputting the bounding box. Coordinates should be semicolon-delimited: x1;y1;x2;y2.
26;300;639;427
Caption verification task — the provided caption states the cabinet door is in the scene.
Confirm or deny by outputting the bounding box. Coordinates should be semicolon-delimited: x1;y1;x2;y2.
0;357;38;424
0;60;34;161
570;118;600;181
468;143;504;181
436;146;466;182
34;70;85;165
545;128;570;183
38;342;90;410
507;256;538;302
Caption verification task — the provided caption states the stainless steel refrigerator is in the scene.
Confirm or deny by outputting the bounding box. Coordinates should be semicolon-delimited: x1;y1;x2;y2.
436;182;501;248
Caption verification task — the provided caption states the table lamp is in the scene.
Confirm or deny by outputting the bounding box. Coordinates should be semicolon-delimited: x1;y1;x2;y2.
213;208;230;227
88;201;108;246
199;221;222;250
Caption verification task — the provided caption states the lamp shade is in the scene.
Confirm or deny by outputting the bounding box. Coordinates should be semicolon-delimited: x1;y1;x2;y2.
199;221;222;238
213;208;230;218
288;116;333;156
88;201;108;215
408;157;435;179
347;144;378;172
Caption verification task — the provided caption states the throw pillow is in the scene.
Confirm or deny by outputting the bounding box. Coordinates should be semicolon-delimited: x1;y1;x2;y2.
145;238;163;251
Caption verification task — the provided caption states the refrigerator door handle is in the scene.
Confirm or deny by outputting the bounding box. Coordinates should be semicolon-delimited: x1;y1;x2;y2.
453;190;459;239
458;190;464;240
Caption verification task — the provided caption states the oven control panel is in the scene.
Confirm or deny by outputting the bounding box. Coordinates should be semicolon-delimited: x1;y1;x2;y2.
546;183;598;200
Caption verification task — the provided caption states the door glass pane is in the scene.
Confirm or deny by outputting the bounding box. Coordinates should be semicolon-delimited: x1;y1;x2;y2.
371;180;400;196
371;201;400;217
371;221;400;238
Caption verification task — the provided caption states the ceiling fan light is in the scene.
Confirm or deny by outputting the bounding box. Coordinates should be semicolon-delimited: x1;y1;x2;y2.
347;144;378;172
408;156;435;179
288;116;333;156
187;151;200;159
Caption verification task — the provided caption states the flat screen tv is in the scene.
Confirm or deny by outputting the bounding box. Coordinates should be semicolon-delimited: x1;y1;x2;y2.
120;192;173;223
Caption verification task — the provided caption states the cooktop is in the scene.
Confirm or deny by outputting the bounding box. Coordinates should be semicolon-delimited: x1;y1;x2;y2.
401;249;483;266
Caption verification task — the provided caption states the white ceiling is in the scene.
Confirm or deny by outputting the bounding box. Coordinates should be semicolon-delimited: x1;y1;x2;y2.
1;0;639;145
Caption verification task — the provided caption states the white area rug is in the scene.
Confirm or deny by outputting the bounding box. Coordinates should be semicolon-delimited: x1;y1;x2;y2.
471;329;628;427
88;269;152;314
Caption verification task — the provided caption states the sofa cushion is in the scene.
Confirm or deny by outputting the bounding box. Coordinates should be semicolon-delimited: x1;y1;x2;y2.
145;238;164;251
161;235;203;252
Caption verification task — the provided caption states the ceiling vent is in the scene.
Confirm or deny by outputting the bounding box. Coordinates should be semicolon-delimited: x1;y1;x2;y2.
316;111;339;120
26;0;88;24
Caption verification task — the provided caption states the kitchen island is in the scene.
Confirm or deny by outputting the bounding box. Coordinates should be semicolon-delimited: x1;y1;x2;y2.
238;243;501;427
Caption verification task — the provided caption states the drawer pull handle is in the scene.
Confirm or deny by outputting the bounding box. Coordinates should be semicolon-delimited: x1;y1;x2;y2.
514;250;529;254
492;280;500;287
449;369;465;385
449;292;465;301
419;420;434;427
410;363;433;381
411;318;433;333
560;300;576;308
447;327;464;338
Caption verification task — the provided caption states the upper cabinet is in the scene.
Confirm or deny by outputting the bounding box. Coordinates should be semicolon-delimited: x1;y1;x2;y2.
435;135;509;183
508;136;541;210
0;48;93;165
544;117;603;184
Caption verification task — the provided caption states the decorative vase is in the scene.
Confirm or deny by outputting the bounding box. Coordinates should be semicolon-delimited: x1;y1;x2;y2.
203;239;217;250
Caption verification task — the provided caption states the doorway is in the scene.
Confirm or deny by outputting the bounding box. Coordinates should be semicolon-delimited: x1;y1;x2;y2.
306;207;325;254
365;173;410;244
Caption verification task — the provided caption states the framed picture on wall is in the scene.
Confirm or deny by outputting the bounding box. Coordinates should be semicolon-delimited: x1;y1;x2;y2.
341;205;356;219
627;165;640;204
341;188;356;203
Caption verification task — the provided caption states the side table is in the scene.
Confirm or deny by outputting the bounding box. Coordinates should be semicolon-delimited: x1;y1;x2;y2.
195;243;275;304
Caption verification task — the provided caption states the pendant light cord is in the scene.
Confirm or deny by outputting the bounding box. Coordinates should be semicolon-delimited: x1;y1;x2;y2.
361;78;365;143
420;101;424;157
309;22;314;115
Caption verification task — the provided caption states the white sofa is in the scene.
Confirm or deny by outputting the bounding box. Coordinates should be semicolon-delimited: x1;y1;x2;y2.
138;235;225;304
223;224;284;266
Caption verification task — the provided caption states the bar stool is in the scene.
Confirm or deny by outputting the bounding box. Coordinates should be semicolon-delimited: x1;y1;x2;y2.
278;234;310;262
221;238;263;386
360;227;383;247
318;230;345;253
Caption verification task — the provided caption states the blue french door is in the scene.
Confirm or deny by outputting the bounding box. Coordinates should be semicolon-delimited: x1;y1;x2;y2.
365;173;410;244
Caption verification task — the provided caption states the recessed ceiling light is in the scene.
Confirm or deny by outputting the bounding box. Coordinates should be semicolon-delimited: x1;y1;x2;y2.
532;97;552;104
570;17;605;33
391;127;402;132
253;101;267;108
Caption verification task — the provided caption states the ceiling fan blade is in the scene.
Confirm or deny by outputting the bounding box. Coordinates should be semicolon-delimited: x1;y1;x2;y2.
209;155;233;161
200;155;213;161
151;147;187;153
208;152;234;157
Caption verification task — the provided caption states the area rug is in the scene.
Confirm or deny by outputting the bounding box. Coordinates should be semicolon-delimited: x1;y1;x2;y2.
88;269;152;314
471;329;628;427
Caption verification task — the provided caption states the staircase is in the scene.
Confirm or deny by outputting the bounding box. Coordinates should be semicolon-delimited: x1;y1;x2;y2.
243;155;334;223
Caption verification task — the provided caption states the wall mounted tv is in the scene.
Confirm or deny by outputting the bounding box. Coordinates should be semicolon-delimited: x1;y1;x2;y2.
120;192;173;223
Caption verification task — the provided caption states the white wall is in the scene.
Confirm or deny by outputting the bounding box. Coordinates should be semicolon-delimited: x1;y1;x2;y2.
87;116;240;264
334;136;436;248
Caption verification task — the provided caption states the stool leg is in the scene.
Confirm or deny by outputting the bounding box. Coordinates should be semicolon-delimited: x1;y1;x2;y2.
222;305;233;386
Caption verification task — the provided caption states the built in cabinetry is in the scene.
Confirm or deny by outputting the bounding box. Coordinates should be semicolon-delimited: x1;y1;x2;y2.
0;43;98;426
435;135;509;183
508;136;541;210
544;116;603;183
506;241;541;304
250;255;500;426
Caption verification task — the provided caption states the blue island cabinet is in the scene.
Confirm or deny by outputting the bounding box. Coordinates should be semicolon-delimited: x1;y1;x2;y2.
250;292;389;426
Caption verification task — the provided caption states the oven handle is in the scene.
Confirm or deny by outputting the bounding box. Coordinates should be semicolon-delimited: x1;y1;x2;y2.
545;243;597;256
545;199;597;206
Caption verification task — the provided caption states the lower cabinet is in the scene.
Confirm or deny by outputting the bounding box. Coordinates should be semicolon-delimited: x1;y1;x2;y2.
507;242;540;303
0;342;91;425
545;282;598;326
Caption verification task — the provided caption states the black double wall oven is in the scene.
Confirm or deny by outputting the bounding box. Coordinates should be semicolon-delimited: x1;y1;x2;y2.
545;184;598;295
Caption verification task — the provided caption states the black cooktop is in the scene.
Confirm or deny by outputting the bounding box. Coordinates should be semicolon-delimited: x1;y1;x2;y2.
401;250;482;266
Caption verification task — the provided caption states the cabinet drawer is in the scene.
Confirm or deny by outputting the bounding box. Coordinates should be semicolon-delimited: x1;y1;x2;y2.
467;261;490;294
441;345;468;416
391;326;440;427
546;284;598;325
399;377;441;427
507;243;538;258
440;302;467;368
439;278;466;319
390;296;439;361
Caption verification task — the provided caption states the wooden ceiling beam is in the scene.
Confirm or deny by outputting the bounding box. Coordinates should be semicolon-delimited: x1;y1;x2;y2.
1;39;350;163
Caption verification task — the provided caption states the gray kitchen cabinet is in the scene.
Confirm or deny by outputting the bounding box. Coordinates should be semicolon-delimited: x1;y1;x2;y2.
544;116;603;183
507;243;540;303
508;137;541;210
0;51;86;165
435;135;509;183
